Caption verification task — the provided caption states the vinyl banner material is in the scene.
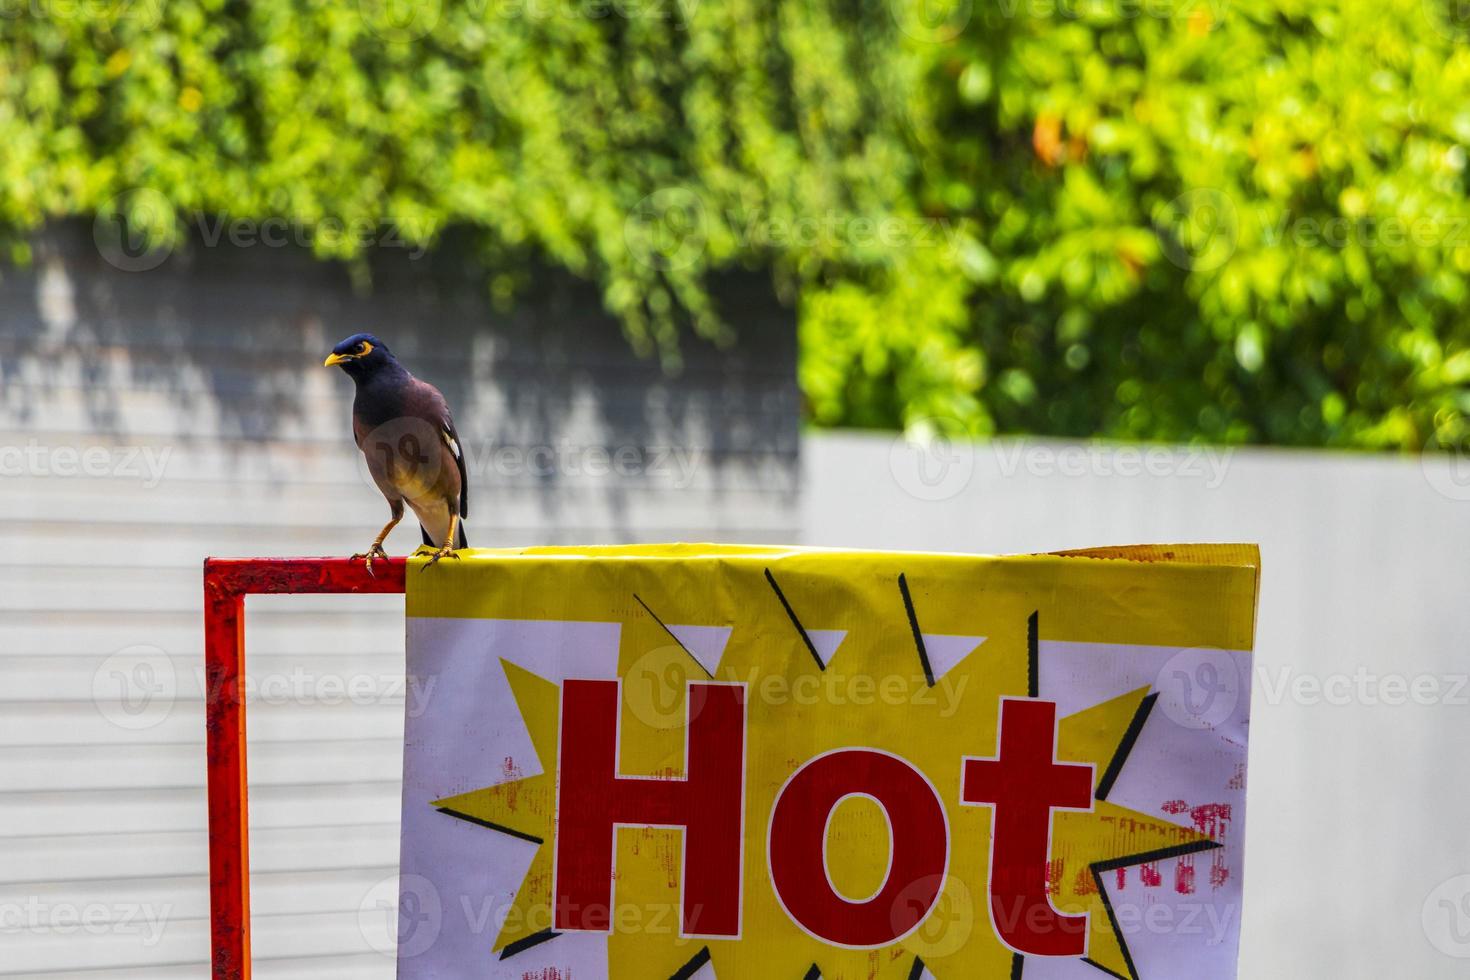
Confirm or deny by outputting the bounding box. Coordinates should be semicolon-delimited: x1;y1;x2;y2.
396;543;1259;980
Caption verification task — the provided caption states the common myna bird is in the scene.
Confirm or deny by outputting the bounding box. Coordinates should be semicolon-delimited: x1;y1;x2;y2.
324;333;468;571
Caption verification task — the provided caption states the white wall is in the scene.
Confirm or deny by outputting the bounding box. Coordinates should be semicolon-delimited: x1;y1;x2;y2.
805;430;1470;980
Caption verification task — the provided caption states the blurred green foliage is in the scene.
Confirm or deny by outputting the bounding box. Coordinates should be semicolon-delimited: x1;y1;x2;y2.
4;0;1470;449
807;0;1470;450
0;0;923;361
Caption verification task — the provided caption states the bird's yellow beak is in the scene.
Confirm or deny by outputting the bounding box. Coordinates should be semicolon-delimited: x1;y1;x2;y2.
323;352;351;367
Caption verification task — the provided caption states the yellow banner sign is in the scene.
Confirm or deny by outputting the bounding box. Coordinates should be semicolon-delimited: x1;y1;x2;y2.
393;543;1259;980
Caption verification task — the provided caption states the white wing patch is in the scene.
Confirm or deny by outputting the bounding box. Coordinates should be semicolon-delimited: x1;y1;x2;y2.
441;426;461;460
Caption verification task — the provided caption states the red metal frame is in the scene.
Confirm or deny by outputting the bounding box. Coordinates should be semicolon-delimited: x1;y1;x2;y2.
203;557;407;980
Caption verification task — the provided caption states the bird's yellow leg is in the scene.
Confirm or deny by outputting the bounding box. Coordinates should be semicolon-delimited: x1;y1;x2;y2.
353;502;403;575
422;513;463;571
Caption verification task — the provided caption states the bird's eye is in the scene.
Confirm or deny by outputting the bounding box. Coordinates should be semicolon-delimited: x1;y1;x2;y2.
356;342;369;354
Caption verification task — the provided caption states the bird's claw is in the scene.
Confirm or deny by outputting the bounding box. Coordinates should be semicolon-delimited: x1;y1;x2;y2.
420;545;462;572
351;543;391;577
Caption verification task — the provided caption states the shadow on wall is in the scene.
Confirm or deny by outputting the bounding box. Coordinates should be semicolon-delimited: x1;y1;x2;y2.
0;221;800;543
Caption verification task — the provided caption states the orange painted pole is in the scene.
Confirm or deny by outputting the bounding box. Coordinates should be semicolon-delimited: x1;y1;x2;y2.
203;558;407;980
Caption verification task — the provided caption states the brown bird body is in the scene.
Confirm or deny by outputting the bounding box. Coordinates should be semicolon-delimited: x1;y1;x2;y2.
326;333;468;570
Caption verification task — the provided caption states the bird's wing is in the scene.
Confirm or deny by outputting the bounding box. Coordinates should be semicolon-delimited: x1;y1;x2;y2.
443;412;468;520
411;378;468;520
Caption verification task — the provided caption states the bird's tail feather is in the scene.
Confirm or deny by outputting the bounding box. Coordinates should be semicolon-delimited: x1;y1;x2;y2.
420;523;469;549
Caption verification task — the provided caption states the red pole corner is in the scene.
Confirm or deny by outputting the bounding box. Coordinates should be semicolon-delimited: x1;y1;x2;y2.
203;558;407;980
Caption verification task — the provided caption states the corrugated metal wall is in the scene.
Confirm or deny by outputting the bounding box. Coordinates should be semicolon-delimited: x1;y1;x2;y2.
0;223;799;977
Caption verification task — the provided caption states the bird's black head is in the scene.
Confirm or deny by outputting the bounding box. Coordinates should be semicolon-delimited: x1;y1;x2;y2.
323;333;396;379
